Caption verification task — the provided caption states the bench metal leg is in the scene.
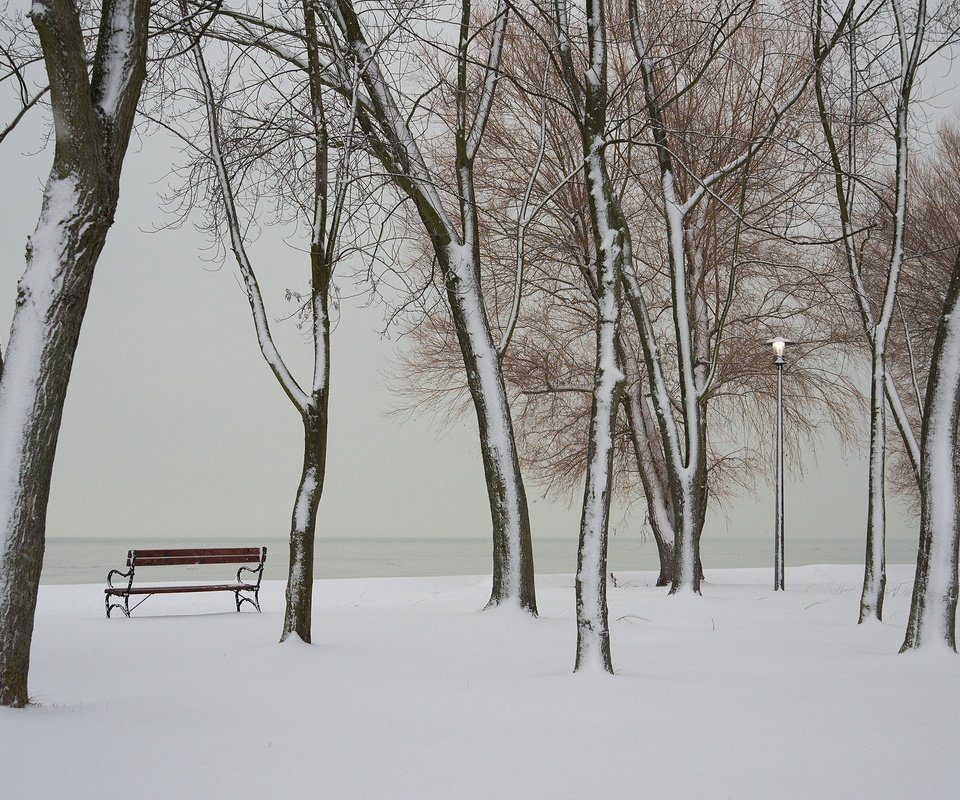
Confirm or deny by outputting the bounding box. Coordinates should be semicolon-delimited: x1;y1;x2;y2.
105;594;131;619
235;589;261;613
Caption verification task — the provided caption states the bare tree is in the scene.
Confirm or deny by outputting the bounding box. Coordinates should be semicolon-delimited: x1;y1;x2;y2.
0;0;151;707
156;0;371;642
544;0;627;672
812;0;960;622
324;0;540;612
616;0;857;594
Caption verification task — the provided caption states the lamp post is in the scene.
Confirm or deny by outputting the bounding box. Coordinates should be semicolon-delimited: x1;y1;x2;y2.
766;337;795;591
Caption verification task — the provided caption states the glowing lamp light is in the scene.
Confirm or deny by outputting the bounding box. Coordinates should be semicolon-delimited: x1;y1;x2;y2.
765;337;795;363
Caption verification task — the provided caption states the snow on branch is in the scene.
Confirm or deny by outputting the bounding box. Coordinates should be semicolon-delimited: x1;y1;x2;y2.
464;1;509;162
92;0;139;121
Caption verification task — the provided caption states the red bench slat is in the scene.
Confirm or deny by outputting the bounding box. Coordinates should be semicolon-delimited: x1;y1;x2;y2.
131;555;263;567
105;584;255;595
127;548;263;566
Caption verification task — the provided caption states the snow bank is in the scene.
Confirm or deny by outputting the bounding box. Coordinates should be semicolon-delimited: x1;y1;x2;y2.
1;565;956;799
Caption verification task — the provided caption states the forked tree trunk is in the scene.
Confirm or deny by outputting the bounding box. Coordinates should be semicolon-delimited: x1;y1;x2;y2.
668;438;708;595
0;0;150;708
901;257;960;653
187;11;338;643
624;8;709;597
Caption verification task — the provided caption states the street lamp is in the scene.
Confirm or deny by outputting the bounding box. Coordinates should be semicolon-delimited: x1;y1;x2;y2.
766;337;795;591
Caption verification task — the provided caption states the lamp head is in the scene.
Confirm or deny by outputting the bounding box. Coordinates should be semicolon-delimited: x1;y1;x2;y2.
765;337;796;363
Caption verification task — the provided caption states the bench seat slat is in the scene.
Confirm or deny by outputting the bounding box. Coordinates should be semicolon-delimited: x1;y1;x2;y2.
105;583;257;595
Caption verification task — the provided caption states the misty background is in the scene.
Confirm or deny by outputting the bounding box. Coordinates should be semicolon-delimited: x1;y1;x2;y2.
4;23;952;561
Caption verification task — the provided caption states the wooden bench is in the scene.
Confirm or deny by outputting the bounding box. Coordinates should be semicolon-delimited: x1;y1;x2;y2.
105;547;267;618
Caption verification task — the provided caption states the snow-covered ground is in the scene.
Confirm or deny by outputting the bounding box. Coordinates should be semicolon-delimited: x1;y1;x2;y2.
1;564;956;799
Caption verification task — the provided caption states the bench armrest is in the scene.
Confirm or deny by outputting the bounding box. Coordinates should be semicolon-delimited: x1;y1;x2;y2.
237;562;264;588
106;567;134;592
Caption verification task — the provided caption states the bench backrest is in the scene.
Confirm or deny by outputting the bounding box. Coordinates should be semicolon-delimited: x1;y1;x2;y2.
128;547;267;568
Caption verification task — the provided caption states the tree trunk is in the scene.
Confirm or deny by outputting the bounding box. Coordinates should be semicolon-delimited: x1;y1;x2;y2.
442;246;537;613
622;383;676;586
0;0;149;707
665;414;708;595
575;324;622;673
575;171;624;672
669;448;708;595
281;227;331;642
0;181;110;707
901;257;960;653
281;408;327;643
860;347;887;622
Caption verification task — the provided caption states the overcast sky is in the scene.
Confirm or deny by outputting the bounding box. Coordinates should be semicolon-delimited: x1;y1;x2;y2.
2;11;953;551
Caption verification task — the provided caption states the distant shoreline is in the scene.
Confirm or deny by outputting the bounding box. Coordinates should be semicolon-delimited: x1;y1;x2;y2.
41;535;919;585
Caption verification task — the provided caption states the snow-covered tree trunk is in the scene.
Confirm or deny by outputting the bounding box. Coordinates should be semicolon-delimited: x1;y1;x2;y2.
282;405;327;642
278;268;331;642
0;175;104;708
574;212;623;671
277;0;335;643
901;257;960;652
622;381;676;586
443;244;537;611
861;350;887;620
0;0;150;707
